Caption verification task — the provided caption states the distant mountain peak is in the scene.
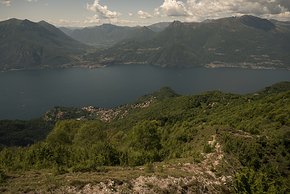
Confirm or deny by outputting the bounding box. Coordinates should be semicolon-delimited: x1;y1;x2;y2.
38;20;50;25
99;23;118;30
38;20;59;30
172;20;182;25
101;23;116;27
148;22;170;32
5;18;23;23
20;19;35;24
92;15;290;69
0;18;88;70
238;15;275;31
168;20;184;29
1;18;35;26
138;26;151;31
202;19;214;23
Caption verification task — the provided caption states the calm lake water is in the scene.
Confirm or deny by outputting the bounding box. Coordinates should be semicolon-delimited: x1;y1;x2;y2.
0;65;290;120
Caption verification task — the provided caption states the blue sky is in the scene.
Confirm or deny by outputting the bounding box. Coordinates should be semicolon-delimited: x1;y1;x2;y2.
1;0;290;27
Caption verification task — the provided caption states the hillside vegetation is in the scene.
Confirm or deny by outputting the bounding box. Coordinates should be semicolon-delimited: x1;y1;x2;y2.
0;82;289;193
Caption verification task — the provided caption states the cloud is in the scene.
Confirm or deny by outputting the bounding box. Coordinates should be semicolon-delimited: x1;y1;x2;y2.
138;10;152;19
279;0;290;10
1;0;38;6
84;15;101;25
186;0;290;20
87;0;120;19
48;19;84;27
128;13;133;17
155;0;190;17
1;0;11;6
264;11;290;21
112;19;137;26
155;0;290;21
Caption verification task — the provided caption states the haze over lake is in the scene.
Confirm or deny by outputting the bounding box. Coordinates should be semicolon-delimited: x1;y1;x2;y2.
1;65;290;120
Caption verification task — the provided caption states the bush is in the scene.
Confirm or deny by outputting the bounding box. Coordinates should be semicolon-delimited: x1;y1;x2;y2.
203;143;214;153
144;163;154;173
0;169;7;183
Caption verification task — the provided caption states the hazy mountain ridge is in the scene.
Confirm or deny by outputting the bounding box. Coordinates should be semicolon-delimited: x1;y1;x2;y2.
147;22;171;32
87;15;290;69
60;24;157;48
1;15;290;70
0;18;89;71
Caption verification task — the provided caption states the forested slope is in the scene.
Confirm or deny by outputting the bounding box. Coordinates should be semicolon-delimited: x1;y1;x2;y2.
0;82;289;193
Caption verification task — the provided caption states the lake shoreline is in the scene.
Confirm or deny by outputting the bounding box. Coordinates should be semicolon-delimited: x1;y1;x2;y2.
1;63;290;73
1;65;290;120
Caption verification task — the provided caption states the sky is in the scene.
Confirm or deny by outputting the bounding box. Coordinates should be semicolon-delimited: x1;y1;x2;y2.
0;0;290;27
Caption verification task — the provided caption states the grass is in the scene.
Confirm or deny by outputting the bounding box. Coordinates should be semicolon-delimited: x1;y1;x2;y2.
0;158;210;193
0;166;144;193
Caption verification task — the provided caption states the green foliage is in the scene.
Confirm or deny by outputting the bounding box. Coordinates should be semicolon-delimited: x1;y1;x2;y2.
144;163;154;173
0;82;289;192
0;169;7;183
203;143;214;153
137;87;179;103
0;119;52;147
46;120;83;144
192;151;202;163
234;168;288;194
222;128;290;193
128;120;161;151
46;120;107;145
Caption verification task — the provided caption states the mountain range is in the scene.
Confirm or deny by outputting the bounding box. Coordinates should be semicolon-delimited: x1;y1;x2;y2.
59;23;170;48
1;15;290;70
0;19;88;71
88;15;290;69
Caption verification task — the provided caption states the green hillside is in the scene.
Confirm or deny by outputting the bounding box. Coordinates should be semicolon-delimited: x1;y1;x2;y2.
0;82;289;193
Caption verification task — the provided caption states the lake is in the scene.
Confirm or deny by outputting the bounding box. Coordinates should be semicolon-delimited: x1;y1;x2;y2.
0;65;290;120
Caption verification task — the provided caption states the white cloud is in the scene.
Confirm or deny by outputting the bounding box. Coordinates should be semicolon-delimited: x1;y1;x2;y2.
55;19;84;27
155;0;290;21
45;19;89;28
128;12;133;17
186;0;290;21
84;15;101;25
264;11;290;21
1;0;11;6
113;19;137;26
26;0;38;2
87;0;120;19
155;0;190;17
138;10;152;19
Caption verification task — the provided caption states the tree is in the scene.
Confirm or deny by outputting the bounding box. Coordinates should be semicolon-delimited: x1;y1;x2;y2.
129;120;161;151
